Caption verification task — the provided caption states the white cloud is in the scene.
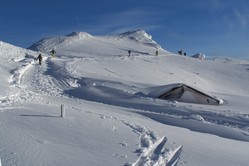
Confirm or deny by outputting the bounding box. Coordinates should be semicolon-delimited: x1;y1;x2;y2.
84;8;163;34
234;9;249;28
222;7;249;30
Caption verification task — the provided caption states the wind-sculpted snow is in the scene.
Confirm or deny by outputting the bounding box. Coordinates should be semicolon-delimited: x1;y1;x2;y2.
10;60;34;85
0;41;39;107
1;30;249;165
13;53;244;143
116;29;161;49
28;32;92;53
10;54;184;165
64;77;249;141
28;30;166;57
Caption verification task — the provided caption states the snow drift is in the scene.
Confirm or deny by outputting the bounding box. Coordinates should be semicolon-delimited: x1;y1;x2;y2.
1;29;249;166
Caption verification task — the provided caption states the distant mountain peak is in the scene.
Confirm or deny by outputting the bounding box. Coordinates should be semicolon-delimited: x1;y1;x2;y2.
28;31;92;52
66;31;92;38
28;29;162;53
118;29;152;40
116;29;160;49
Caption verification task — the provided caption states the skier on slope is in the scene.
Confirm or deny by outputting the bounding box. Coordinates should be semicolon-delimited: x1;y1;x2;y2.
178;49;183;55
128;50;131;57
50;49;56;58
37;54;42;65
155;50;159;56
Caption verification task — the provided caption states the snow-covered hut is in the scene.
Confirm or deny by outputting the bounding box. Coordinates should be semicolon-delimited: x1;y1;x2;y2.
148;83;223;105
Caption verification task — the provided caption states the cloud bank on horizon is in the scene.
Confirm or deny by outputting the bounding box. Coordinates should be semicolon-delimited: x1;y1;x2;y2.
0;0;249;59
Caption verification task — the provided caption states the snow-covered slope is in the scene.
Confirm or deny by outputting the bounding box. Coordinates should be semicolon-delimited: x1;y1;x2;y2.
28;29;166;57
1;30;249;166
0;41;39;106
28;31;93;52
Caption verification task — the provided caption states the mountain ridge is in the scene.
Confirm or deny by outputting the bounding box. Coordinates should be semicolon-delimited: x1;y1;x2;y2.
27;29;163;53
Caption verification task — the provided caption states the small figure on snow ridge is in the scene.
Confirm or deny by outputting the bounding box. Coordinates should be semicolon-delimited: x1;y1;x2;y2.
178;49;187;56
50;49;56;58
178;49;183;55
37;53;42;65
128;50;131;57
155;50;159;56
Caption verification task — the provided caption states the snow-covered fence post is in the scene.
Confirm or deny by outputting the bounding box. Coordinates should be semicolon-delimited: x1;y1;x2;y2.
61;104;65;118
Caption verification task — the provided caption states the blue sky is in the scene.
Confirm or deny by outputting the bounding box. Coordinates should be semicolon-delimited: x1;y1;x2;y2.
1;0;249;59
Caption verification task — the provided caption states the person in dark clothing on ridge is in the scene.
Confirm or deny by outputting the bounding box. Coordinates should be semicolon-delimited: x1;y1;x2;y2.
128;50;131;57
37;54;42;65
155;50;159;56
50;49;56;58
178;50;183;55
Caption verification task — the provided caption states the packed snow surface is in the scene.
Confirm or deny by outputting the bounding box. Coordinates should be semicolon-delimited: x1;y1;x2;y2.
1;30;249;166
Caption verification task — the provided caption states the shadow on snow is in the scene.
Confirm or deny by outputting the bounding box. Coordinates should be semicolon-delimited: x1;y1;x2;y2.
63;77;249;142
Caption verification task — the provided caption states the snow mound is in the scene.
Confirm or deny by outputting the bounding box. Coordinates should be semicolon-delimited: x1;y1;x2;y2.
0;41;36;59
0;41;38;73
0;41;38;101
28;31;92;52
189;114;206;122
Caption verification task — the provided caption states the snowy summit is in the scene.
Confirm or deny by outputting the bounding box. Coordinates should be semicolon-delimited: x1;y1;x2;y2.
0;29;249;166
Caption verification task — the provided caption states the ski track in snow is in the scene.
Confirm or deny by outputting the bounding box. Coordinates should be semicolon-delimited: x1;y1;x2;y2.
3;51;249;164
96;113;183;166
1;55;184;165
0;58;41;108
9;54;248;142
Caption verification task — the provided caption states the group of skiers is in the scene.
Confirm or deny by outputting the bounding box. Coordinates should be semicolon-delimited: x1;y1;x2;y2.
38;49;187;65
36;49;56;65
127;49;159;57
127;49;187;57
37;48;188;65
178;49;187;56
